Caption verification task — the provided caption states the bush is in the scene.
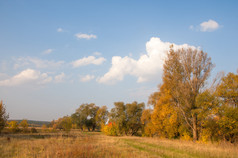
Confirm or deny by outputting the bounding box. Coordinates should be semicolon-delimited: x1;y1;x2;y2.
103;122;119;136
30;127;38;133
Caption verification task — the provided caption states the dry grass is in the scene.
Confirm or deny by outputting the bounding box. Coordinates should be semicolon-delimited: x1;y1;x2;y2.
0;131;237;158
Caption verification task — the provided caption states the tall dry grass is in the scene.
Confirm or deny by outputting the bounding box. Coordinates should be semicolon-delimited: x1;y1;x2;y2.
0;131;237;158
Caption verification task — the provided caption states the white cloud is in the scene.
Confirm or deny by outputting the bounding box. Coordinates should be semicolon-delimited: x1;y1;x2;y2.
71;56;106;68
200;19;220;32
97;37;196;84
54;72;65;83
80;75;95;82
75;33;97;40
190;20;220;32
57;28;63;32
0;69;52;86
14;57;64;69
42;49;54;55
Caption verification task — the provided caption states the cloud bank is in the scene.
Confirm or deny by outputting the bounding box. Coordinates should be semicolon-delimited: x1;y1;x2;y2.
97;37;196;84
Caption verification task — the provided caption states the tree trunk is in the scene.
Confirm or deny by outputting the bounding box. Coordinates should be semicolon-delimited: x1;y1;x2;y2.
192;114;198;141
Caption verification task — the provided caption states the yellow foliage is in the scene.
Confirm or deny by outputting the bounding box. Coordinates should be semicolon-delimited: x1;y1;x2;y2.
103;122;119;136
149;84;179;138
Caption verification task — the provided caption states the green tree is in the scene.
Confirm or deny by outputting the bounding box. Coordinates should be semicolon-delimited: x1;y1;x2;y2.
61;116;72;132
96;106;108;130
216;72;238;107
109;102;126;135
125;102;144;135
214;71;238;142
109;101;144;136
163;47;213;141
0;100;8;133
72;103;99;131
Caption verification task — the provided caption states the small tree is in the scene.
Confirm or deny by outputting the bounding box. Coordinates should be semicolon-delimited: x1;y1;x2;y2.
163;47;213;141
0;100;8;133
8;121;19;133
42;124;48;132
20;119;29;133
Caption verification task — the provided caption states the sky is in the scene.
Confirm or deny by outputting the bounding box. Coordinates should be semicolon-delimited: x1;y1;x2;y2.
0;1;237;121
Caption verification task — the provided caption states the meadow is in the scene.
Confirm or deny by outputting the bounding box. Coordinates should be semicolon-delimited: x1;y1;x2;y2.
0;131;237;158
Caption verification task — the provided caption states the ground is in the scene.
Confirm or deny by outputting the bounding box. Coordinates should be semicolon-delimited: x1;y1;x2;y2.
0;131;237;158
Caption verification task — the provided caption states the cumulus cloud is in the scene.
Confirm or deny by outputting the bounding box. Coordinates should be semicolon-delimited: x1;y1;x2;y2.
200;19;220;32
54;72;65;83
0;69;52;86
97;37;196;84
190;19;220;32
71;56;106;68
42;49;54;55
75;33;97;40
80;75;95;82
14;57;64;69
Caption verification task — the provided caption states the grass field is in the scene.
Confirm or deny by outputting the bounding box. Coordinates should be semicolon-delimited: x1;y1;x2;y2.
0;131;237;158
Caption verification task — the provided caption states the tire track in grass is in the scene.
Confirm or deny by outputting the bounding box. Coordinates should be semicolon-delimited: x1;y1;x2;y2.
123;139;203;158
123;139;170;158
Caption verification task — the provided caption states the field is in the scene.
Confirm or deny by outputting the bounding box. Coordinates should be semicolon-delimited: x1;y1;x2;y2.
0;131;237;158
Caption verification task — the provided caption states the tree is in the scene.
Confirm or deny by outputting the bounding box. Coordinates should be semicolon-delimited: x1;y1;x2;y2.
150;84;179;138
61;116;72;132
163;47;213;141
42;124;48;132
141;109;155;137
125;102;144;135
109;102;126;135
96;106;108;130
0;100;8;133
109;101;144;136
214;72;238;142
20;119;29;132
216;72;238;107
72;103;99;131
55;116;72;132
8;121;19;133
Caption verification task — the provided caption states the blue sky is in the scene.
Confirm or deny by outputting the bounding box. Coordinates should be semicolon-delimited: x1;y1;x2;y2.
0;1;237;121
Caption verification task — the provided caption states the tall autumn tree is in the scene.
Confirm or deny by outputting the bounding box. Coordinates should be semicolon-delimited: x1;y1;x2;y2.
163;47;213;141
0;100;8;133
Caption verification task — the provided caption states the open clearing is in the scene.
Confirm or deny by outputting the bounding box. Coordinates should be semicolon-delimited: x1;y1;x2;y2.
0;131;237;158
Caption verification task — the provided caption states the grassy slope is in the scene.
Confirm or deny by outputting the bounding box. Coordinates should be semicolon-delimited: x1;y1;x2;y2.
0;131;237;158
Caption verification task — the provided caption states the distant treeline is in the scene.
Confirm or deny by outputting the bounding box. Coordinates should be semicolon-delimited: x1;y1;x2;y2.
8;120;50;127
